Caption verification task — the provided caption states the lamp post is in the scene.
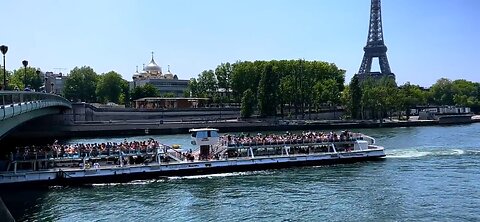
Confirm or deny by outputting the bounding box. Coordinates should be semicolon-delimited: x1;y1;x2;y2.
22;60;28;90
0;45;8;90
35;69;41;92
44;76;48;93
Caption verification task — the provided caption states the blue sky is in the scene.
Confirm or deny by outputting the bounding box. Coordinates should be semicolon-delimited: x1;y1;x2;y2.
2;0;479;87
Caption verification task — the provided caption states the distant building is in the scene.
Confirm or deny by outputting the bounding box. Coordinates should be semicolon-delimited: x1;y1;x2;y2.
131;53;189;97
417;106;472;120
44;72;67;94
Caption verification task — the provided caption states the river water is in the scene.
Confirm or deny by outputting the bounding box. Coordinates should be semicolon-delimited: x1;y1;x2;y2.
3;123;480;221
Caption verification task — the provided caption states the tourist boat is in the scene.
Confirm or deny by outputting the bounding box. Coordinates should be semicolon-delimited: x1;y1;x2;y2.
0;128;385;188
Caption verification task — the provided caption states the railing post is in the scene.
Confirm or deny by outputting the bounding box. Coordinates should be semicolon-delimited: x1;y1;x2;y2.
1;95;4;121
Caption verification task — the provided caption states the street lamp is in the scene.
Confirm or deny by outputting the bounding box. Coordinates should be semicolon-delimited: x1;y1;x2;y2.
44;76;48;93
22;60;28;90
0;45;8;90
36;69;41;92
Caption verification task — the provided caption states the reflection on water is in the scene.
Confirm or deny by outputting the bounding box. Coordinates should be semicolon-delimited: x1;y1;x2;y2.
0;189;52;221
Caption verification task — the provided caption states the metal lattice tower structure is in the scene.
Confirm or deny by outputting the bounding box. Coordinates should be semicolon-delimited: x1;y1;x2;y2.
357;0;395;79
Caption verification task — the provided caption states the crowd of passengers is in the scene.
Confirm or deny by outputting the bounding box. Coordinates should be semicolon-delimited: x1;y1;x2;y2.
221;130;360;147
11;139;161;161
11;130;361;161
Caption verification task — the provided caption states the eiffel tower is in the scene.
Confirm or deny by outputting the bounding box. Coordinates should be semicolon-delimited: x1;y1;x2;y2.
356;0;395;81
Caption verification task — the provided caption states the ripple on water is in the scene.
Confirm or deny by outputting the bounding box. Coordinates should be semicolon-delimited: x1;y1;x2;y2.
7;124;480;221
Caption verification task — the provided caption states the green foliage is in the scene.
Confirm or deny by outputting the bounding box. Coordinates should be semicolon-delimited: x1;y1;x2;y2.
162;92;175;98
340;86;351;118
427;78;480;110
215;62;232;91
451;79;478;107
231;61;262;102
10;67;43;90
96;71;127;104
241;89;255;118
359;76;398;120
429;78;454;105
197;70;217;97
191;59;345;117
63;66;98;102
397;82;427;117
314;79;340;107
0;69;12;90
349;75;362;119
131;84;159;101
185;78;199;97
257;64;279;116
120;81;130;106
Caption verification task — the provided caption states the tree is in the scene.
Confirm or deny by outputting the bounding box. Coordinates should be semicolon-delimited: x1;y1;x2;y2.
231;61;261;102
398;82;427;118
185;78;199;97
215;62;232;101
241;89;255;118
130;84;159;101
10;67;43;91
349;75;362;119
120;81;130;106
429;78;454;105
191;59;346;118
0;69;12;90
340;86;351;118
63;66;98;102
162;92;175;98
257;64;279;117
319;79;340;106
279;75;295;116
96;71;126;104
451;79;478;107
197;70;217;97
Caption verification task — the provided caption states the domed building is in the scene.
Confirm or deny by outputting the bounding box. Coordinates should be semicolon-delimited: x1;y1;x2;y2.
144;56;162;75
132;52;189;97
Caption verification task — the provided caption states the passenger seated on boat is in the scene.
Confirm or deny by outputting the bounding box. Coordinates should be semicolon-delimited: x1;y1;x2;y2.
185;153;195;162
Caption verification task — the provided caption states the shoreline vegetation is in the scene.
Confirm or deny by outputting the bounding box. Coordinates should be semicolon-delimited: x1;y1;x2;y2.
5;60;480;119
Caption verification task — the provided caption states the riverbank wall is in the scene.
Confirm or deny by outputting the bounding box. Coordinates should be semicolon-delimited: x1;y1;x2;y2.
10;118;477;140
2;102;478;145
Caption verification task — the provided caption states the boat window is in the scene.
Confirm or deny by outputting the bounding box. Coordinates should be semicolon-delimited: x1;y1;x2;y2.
210;131;219;137
207;131;211;137
191;132;197;137
197;131;208;138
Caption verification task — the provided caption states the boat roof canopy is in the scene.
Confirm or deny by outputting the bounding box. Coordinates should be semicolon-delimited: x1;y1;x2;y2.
189;128;219;132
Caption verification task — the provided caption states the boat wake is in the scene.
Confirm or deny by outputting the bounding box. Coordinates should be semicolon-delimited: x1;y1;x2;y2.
386;147;480;159
91;179;159;187
88;171;273;187
167;171;273;180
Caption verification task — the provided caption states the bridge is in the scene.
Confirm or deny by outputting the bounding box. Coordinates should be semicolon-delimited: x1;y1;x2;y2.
0;91;71;139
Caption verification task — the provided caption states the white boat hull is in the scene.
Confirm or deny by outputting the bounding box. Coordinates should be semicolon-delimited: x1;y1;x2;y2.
0;148;385;188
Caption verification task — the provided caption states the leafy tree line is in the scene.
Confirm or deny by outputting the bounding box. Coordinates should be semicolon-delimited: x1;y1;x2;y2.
187;60;346;117
62;66;126;103
191;59;480;119
62;66;160;105
0;65;172;105
343;76;480;120
0;67;42;91
3;64;479;117
62;66;183;105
